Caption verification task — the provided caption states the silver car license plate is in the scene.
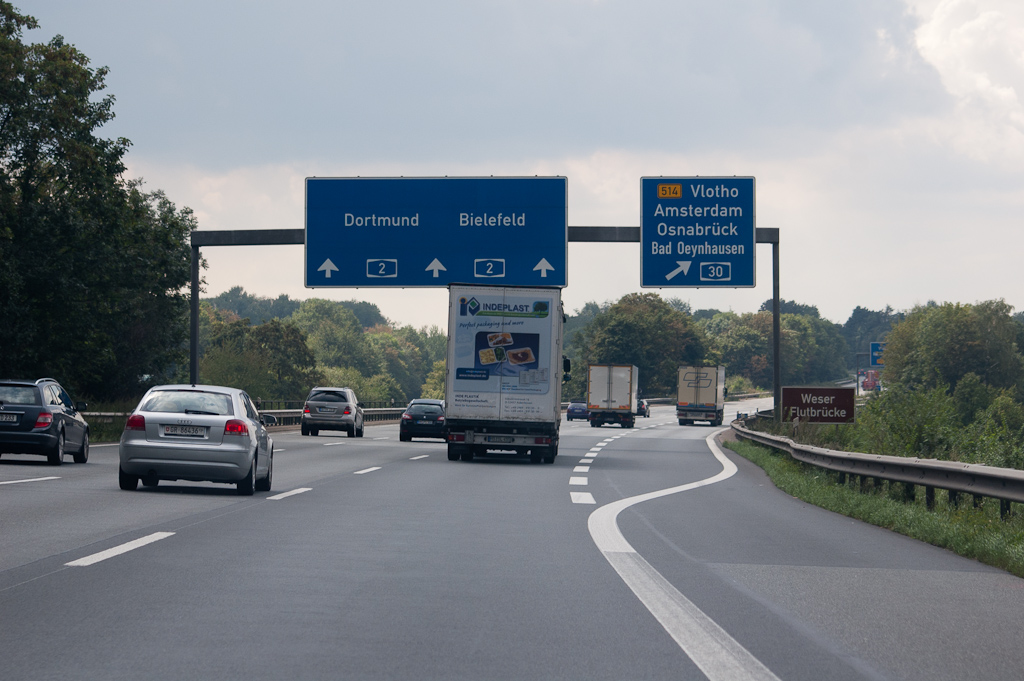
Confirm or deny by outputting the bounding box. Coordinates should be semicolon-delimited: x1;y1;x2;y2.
0;413;17;423
163;425;206;437
485;435;514;443
318;407;336;413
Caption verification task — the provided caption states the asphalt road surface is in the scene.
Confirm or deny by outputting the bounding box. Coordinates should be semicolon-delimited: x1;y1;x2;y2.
2;400;1022;681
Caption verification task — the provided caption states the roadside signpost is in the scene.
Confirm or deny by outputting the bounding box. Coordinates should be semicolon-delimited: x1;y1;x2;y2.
869;342;886;367
305;177;567;288
781;387;856;424
640;176;756;287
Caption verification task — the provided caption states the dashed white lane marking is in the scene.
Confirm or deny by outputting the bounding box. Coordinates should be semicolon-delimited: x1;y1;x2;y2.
354;467;381;475
571;492;596;504
580;458;594;464
410;455;429;460
323;442;348;446
268;487;312;500
66;532;175;567
373;437;389;440
0;476;59;486
569;476;588;486
574;466;591;473
587;430;780;681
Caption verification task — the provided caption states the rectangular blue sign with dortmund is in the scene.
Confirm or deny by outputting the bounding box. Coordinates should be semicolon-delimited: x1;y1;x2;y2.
305;177;567;288
640;176;756;287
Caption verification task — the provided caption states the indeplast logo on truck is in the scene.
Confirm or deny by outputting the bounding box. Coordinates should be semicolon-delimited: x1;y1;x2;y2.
682;369;713;388
459;297;549;318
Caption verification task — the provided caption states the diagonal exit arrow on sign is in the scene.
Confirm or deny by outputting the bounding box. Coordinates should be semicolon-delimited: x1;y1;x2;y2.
665;261;691;281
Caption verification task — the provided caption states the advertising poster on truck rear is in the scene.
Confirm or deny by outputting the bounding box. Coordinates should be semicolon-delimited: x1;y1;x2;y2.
447;287;560;421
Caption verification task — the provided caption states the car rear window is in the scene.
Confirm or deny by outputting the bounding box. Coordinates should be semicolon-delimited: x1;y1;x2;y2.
309;391;347;403
0;385;40;405
140;390;234;415
408;405;443;415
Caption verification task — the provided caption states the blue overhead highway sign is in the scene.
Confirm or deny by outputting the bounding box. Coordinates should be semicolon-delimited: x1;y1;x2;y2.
640;176;756;287
870;342;886;367
305;177;567;287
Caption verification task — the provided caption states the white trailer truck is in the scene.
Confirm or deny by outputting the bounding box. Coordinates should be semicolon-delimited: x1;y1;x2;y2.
445;285;567;464
586;364;639;428
677;365;726;426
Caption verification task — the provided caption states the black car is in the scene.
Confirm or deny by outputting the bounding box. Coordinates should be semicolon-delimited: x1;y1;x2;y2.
0;378;90;465
399;402;446;441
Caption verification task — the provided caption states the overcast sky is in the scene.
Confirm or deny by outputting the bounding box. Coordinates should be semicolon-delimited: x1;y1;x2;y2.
23;0;1024;329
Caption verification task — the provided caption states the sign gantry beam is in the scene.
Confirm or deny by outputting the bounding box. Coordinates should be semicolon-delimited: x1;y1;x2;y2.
189;226;782;417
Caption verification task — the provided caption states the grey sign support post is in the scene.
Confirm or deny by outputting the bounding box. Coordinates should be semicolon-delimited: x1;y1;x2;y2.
189;225;780;417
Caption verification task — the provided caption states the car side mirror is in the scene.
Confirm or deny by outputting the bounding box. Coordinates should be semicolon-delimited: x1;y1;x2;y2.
562;356;571;373
358;402;364;408
75;401;88;412
262;414;278;426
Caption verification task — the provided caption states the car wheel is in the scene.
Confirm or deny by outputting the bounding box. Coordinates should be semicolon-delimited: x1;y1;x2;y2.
47;431;65;466
237;458;256;496
256;449;273;492
310;429;318;436
357;423;364;437
73;431;89;464
301;424;309;436
347;425;355;438
400;432;410;442
119;466;139;491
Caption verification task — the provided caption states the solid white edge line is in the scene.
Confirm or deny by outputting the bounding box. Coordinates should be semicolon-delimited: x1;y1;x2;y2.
66;532;175;567
354;467;381;474
587;429;780;681
0;476;60;485
268;487;312;500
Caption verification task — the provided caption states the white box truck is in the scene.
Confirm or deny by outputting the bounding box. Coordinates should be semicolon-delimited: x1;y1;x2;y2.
677;365;726;426
445;285;567;464
587;364;638;428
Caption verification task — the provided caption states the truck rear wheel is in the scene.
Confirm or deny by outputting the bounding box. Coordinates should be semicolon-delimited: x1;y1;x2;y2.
461;449;475;462
529;450;543;464
447;444;462;461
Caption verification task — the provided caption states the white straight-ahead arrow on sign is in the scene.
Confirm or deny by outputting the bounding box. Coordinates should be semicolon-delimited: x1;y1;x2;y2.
533;258;555;278
426;258;447;277
665;261;692;281
319;258;339;279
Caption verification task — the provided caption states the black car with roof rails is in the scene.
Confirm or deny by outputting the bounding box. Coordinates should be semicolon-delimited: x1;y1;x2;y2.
0;378;90;465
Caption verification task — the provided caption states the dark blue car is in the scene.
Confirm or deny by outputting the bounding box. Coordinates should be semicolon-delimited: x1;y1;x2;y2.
566;401;589;421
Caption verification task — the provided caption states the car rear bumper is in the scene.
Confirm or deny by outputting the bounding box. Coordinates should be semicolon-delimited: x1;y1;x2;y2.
0;431;58;455
399;424;446;438
119;440;252;482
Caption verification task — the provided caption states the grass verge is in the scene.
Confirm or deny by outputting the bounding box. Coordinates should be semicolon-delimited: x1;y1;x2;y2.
723;438;1024;579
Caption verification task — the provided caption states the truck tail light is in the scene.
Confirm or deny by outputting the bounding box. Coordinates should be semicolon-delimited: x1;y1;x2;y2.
34;410;54;428
448;432;465;442
533;437;552;445
124;414;146;431
224;419;249;436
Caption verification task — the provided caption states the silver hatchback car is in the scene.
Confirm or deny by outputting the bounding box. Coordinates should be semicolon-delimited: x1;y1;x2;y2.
119;385;276;495
301;387;364;437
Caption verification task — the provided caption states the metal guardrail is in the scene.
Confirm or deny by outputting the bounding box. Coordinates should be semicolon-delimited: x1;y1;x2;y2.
731;416;1024;517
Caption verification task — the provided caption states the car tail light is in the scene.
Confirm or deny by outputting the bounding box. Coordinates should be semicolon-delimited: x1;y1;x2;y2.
534;436;552;445
343;407;351;415
401;413;412;420
448;432;465;442
437;416;445;422
303;405;311;414
224;419;249;436
124;414;145;431
33;410;53;428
